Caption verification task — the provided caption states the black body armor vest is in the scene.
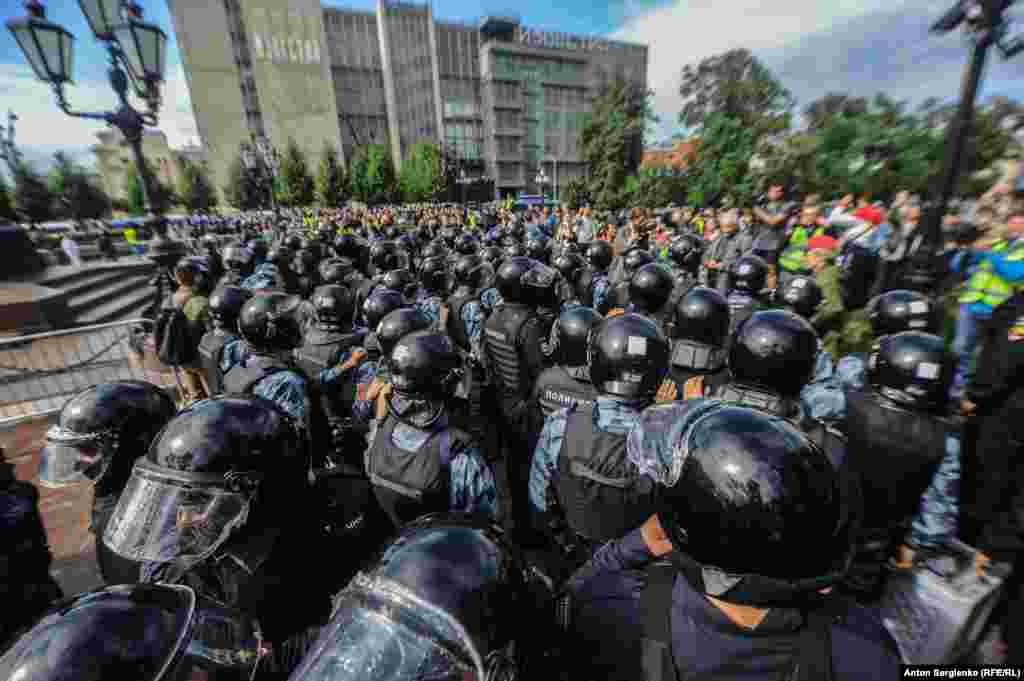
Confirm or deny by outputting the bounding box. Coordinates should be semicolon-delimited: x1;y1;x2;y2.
483;304;534;401
446;291;478;353
555;405;655;544
198;330;237;396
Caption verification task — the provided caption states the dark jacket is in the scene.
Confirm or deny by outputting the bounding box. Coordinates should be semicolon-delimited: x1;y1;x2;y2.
964;293;1024;556
566;528;901;681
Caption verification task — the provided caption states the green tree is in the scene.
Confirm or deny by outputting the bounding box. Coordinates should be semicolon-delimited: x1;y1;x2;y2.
626;168;688;208
48;152;110;221
12;164;53;223
350;144;397;205
398;142;443;202
176;158;217;212
222;152;266;211
678;49;793;139
579;79;656;211
686;113;757;207
277;139;315;207
315;144;347;207
0;175;14;221
124;158;174;215
561;177;591;210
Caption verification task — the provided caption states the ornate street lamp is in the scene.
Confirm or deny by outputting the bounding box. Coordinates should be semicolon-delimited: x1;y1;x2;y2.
241;137;279;217
6;0;181;264
0;111;22;175
535;168;549;199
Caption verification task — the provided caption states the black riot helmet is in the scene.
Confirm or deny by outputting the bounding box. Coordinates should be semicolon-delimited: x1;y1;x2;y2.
370;241;407;272
103;396;304;570
382;268;418;299
634;403;853;600
286;234;304;250
867;289;937;336
629;263;675;315
588;313;670;398
420;242;448;262
622;248;655;278
333;233;361;261
674;286;730;345
387;331;463;402
207;284;252;331
265;246;292;270
383;225;401;241
439;226;458;248
504;242;527;259
585;240;614;271
0;583;266;681
363;289;405;331
222;244;253;273
318;257;355;285
289;514;536;681
479;245;503;267
554;306;602;380
237;292;305;352
312;284;355;329
668;234;702;272
774;275;824;319
867;331;953;412
454;233;478;255
553;251;585;284
39;381;176;491
493;256;533;303
418;256;448;294
376;307;433;361
728;254;769;294
397;233;419;259
291;249;318;277
247;239;269;264
453;254;493;291
729;309;818;397
525;237;549;262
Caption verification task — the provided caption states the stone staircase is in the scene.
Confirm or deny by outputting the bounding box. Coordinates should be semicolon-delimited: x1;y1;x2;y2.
41;262;159;327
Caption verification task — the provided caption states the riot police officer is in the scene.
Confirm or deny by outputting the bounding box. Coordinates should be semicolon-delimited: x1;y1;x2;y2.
528;306;601;448
666;286;732;399
0;447;62;647
627;262;677;333
607;248;655;311
223;293;313;429
365;332;499;529
775;273;824;320
291;248;320;299
106;396;334;676
414;255;448;323
840;331;961;600
288;513;555;681
197;284;251;395
552;251;587;311
725;253;770;337
566;401;898;681
38;381;176;586
578;241;613;314
217;244;253;287
529;313;667;564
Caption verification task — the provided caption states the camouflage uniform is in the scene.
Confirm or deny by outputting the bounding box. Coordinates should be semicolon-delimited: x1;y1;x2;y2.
414;293;445;324
811;264;873;361
220;338;247;374
228;354;308;424
240;263;283;291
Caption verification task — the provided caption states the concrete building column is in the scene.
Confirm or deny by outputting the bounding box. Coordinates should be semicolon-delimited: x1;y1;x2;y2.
376;0;404;172
427;3;445;148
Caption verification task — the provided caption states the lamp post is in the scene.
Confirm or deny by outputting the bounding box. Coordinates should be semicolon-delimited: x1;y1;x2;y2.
914;0;1023;289
535;167;549;200
6;0;181;264
0;111;22;176
457;167;474;205
546;155;558;205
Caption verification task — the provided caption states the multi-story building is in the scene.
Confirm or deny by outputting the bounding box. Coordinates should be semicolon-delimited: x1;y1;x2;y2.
91;129;194;202
168;0;647;200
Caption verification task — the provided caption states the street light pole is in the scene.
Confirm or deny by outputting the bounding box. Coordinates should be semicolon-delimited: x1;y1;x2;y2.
0;111;22;176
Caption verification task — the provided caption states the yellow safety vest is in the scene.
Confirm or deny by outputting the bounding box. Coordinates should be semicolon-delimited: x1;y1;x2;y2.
959;240;1024;309
779;225;825;273
691;218;704;235
124;227;137;244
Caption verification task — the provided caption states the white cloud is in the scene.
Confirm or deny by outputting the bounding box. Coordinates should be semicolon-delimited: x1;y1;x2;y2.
0;61;198;171
608;0;919;139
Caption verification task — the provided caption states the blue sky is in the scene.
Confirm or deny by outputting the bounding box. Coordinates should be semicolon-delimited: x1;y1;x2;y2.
2;0;1023;172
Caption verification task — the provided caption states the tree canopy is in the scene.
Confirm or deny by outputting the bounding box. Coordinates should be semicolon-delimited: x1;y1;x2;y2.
176;157;217;212
277;139;315;207
315;144;347;207
13;164;54;223
349;144;397;205
398;142;443;203
48;152;110;221
222;149;267;211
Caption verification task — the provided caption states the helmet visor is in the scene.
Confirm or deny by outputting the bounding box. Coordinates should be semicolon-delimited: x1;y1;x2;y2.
38;426;109;488
290;575;482;681
103;460;252;568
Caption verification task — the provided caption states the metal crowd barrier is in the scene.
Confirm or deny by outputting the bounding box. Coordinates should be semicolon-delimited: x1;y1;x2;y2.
0;319;177;427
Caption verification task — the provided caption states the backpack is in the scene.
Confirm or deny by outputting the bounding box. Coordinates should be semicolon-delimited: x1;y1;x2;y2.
155;307;198;367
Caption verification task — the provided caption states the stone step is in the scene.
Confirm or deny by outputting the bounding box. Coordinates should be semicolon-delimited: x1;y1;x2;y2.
72;287;159;326
64;273;154;319
40;262;155;290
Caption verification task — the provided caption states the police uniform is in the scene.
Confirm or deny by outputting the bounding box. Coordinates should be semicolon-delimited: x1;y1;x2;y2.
366;403;499;529
414;293;445;324
223;355;309;425
576;268;611;313
529;397;653;553
197;328;240;396
240;263;283;291
725;290;764;338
